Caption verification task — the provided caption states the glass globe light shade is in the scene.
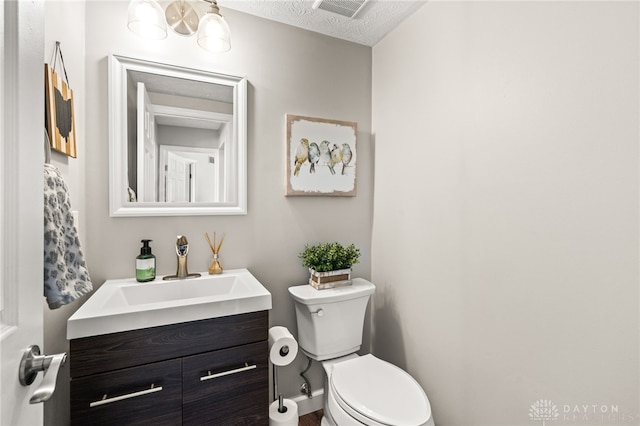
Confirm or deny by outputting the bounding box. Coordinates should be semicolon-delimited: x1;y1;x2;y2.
197;8;231;53
127;0;168;40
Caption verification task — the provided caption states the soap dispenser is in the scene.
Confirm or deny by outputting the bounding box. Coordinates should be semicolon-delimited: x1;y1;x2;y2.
136;239;156;282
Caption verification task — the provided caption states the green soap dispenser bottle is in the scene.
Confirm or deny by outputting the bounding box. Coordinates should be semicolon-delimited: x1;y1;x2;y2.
136;239;156;282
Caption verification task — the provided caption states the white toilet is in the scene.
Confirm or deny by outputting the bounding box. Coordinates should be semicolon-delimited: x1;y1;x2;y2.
289;278;435;426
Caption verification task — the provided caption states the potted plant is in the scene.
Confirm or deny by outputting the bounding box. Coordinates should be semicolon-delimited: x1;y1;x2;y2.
299;242;360;289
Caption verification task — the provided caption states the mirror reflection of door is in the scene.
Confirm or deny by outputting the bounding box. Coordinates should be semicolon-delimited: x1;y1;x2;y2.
128;68;233;204
136;82;157;202
164;151;194;202
159;145;220;202
136;104;230;203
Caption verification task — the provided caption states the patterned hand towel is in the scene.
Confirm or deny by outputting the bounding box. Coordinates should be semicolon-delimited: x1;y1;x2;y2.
44;164;93;309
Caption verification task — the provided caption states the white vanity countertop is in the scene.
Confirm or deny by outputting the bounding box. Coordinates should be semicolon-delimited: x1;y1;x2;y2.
67;268;272;339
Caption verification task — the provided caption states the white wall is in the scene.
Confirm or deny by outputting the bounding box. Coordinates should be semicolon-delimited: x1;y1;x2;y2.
43;1;86;424
372;2;639;425
44;1;373;425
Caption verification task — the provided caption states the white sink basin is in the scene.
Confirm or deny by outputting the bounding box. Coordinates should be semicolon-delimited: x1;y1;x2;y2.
106;275;238;307
67;268;272;339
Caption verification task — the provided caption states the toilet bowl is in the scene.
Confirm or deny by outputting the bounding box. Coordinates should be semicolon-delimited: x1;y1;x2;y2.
289;279;435;426
322;354;434;426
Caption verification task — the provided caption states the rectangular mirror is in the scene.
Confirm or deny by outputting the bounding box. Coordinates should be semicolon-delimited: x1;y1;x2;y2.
108;55;247;216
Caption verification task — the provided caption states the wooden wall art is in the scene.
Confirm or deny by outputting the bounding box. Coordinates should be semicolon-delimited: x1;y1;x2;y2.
45;43;77;158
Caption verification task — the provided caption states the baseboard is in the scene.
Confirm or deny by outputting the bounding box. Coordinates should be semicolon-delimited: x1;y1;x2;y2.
290;388;324;416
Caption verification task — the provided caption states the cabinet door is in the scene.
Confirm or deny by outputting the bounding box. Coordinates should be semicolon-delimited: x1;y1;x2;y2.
183;341;269;425
70;359;182;426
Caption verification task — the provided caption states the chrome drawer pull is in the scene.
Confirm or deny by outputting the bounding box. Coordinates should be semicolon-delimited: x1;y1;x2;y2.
89;384;163;408
200;363;257;382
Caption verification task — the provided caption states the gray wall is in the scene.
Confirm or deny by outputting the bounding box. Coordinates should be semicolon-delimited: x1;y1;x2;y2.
44;2;372;425
371;2;639;425
43;1;86;424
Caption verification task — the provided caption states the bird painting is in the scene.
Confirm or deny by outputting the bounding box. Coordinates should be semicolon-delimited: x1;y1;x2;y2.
293;138;310;176
328;144;343;175
341;143;352;175
308;142;320;173
286;115;358;196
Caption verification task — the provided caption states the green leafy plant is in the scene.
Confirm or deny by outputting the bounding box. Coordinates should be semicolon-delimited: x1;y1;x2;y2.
298;242;361;272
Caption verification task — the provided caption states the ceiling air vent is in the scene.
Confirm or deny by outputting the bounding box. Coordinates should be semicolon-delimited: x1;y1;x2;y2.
312;0;368;19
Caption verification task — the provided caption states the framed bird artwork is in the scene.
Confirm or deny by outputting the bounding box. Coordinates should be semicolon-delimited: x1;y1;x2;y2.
45;62;77;158
285;114;357;196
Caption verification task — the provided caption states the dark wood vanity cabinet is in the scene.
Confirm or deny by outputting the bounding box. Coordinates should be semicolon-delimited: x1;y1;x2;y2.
183;341;268;425
69;311;269;426
70;359;183;425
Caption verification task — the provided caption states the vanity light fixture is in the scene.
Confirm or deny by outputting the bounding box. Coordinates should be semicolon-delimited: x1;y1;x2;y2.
127;0;168;40
197;0;231;53
127;0;231;53
165;0;200;36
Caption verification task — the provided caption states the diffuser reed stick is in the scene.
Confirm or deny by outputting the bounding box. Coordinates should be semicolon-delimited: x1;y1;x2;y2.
205;232;216;254
215;233;225;254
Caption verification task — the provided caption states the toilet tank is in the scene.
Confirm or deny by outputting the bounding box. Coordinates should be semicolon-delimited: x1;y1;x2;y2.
288;278;375;361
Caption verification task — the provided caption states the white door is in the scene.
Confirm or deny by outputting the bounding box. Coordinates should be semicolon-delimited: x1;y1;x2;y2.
160;151;194;203
137;82;157;202
1;1;45;424
164;152;193;203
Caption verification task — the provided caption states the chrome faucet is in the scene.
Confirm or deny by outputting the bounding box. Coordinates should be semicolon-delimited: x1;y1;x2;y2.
163;235;201;280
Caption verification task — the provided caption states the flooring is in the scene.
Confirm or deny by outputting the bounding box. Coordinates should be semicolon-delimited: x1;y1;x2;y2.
298;409;324;426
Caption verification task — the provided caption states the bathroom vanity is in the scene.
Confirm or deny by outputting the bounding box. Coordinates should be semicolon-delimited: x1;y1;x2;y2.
67;270;272;425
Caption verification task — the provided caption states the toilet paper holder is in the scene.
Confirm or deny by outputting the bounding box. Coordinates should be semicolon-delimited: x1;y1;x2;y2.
272;359;288;413
268;326;297;414
276;394;287;414
270;359;300;425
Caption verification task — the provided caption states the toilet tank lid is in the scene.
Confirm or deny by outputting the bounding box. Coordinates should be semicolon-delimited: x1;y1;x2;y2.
288;278;375;304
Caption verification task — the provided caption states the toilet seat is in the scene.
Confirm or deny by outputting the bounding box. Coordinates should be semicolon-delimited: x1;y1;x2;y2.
330;354;431;426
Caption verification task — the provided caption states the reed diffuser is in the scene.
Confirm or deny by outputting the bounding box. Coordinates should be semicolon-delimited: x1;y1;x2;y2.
205;232;225;275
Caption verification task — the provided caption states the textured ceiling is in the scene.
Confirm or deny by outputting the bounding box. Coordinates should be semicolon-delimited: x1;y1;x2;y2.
221;0;427;47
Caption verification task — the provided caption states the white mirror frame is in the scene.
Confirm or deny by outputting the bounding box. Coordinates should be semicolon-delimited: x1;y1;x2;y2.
108;54;247;217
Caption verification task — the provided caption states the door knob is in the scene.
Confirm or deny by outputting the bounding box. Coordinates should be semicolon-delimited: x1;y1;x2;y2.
19;345;67;404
